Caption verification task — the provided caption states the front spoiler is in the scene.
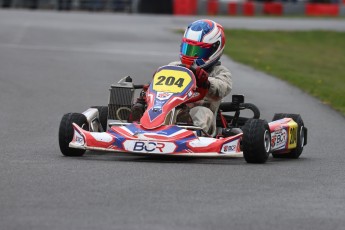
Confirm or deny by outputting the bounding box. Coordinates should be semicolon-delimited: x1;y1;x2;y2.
69;141;244;158
69;123;243;158
69;142;244;158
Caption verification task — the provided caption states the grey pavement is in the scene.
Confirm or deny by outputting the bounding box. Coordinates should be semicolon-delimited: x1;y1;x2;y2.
0;10;345;230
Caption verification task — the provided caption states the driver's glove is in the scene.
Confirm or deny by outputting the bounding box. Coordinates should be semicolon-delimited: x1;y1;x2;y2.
194;67;210;89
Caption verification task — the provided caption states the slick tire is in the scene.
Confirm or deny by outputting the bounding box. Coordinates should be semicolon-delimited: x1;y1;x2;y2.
91;106;108;131
59;113;88;157
242;119;271;164
271;113;305;159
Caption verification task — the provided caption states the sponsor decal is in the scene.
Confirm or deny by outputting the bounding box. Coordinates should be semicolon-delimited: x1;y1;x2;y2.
156;92;173;100
76;136;84;144
271;129;287;150
271;136;277;148
73;131;85;145
223;145;236;152
221;140;239;154
123;140;176;153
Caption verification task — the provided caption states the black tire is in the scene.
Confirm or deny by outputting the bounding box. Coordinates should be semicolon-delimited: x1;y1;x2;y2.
271;113;305;159
242;103;260;119
242;119;271;164
58;113;88;157
91;106;108;131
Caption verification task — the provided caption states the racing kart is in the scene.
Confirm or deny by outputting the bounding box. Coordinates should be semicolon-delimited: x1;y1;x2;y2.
58;65;307;163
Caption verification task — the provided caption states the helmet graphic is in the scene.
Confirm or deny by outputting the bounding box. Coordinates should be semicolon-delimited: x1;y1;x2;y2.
180;19;226;68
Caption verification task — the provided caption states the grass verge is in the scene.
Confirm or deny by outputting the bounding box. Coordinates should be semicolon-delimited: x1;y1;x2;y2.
223;30;345;116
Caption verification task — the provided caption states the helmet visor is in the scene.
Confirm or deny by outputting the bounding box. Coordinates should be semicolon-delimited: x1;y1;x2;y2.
180;42;213;59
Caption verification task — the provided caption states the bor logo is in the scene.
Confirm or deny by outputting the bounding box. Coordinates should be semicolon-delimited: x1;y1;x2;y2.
276;131;286;144
271;129;287;150
124;140;176;153
221;140;239;154
223;145;236;152
133;142;165;152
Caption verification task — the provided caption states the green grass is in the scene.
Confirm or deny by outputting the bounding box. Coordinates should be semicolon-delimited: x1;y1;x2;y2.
224;30;345;115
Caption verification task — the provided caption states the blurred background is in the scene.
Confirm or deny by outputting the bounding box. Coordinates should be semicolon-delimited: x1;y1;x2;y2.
1;0;345;16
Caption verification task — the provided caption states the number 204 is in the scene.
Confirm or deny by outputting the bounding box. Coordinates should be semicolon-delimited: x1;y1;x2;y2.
156;76;184;88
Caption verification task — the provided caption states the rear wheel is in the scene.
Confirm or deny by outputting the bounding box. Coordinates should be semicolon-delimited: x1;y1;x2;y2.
242;119;271;164
271;113;305;159
58;113;88;157
91;106;108;131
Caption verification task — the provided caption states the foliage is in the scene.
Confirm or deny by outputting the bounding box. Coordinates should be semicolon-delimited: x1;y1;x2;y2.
224;30;345;115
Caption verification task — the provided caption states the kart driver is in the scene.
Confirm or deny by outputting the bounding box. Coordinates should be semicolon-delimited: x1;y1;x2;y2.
170;19;232;134
131;19;232;135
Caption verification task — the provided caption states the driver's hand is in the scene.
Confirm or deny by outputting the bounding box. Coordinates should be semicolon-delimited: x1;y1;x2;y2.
194;67;210;89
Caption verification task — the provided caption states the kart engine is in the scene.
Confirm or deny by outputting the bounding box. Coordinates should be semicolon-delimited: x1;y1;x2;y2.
108;76;135;121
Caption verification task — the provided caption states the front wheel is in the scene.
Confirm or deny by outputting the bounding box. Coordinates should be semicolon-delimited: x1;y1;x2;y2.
242;119;271;164
58;113;88;157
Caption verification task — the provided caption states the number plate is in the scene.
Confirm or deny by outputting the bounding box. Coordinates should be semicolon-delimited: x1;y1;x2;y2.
152;69;192;93
287;121;298;149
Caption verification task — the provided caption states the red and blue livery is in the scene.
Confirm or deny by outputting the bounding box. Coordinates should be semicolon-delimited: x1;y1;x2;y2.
59;65;307;163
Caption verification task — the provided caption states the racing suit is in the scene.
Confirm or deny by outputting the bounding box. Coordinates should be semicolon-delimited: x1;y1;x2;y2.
169;61;233;134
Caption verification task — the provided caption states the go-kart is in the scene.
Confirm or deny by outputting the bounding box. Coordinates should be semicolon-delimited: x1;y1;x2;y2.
58;65;307;163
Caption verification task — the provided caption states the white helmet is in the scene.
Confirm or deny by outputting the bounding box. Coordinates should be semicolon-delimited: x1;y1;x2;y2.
180;19;226;69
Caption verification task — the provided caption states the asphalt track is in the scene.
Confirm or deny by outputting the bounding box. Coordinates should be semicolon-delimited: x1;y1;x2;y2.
1;10;345;230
